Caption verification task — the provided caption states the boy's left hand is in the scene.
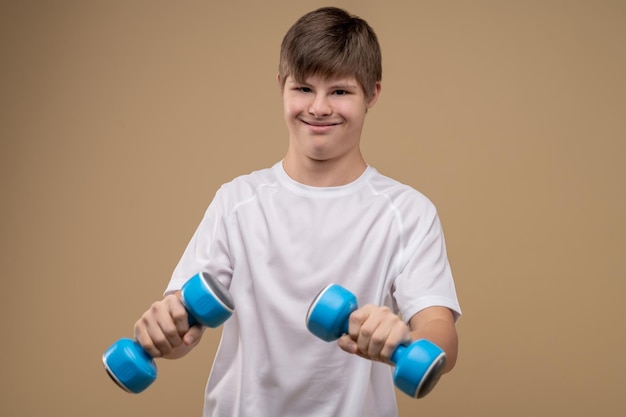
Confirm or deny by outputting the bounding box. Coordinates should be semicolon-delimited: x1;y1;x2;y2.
337;304;412;364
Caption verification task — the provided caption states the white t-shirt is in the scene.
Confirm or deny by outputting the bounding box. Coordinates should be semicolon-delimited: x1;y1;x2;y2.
166;161;461;417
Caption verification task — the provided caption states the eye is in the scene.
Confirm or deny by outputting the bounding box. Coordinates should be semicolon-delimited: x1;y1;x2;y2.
333;90;349;96
296;86;312;93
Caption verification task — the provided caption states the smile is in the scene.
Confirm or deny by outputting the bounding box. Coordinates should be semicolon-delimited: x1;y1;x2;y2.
300;120;342;134
301;120;342;127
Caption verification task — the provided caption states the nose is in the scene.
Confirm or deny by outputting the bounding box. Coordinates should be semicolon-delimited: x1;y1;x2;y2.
308;93;332;117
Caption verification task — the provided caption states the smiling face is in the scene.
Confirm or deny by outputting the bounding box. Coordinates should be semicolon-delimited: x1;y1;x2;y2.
280;74;380;184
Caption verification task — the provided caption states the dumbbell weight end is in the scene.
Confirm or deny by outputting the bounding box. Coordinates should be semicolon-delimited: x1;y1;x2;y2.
306;284;357;342
391;340;446;398
103;337;157;393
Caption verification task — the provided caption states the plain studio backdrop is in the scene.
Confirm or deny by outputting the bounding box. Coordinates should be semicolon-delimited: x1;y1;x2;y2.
1;1;624;416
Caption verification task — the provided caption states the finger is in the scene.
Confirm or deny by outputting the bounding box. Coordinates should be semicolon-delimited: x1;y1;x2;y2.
135;312;174;358
347;308;366;342
167;294;191;336
379;322;412;363
157;293;194;349
348;304;378;341
135;299;183;357
354;310;384;359
134;323;162;358
362;317;393;361
352;305;408;362
154;304;184;351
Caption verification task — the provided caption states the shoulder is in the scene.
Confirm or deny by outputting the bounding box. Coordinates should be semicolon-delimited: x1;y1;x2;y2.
212;164;280;209
226;165;278;190
219;164;278;193
366;168;437;217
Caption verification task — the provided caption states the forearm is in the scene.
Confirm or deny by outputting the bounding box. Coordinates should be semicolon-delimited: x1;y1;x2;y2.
409;308;458;373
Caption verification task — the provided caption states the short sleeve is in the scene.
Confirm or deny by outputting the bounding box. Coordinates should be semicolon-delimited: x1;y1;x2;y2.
392;203;461;323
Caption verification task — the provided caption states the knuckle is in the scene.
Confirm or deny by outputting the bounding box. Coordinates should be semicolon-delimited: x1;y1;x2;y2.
359;325;374;339
349;310;365;324
370;334;386;347
152;337;173;356
147;303;163;319
171;309;188;324
135;315;151;333
378;306;393;316
141;339;161;357
151;332;168;347
163;326;179;339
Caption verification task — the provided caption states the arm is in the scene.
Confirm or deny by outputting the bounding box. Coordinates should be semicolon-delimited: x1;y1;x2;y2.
134;291;205;360
408;306;458;373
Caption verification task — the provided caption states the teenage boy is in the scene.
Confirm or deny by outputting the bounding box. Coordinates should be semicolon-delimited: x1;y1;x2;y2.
134;7;461;417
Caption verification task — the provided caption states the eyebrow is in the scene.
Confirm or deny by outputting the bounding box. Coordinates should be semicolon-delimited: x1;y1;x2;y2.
289;78;359;90
330;83;359;90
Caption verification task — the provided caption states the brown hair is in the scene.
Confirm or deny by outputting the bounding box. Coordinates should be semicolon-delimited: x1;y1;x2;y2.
279;7;382;99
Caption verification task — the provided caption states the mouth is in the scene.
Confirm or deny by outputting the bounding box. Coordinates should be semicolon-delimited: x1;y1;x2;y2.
300;119;343;134
302;120;341;127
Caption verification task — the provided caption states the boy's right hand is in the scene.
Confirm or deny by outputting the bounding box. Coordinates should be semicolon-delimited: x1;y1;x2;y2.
133;291;205;359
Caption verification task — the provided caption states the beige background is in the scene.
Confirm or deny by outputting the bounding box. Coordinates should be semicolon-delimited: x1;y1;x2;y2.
1;1;624;416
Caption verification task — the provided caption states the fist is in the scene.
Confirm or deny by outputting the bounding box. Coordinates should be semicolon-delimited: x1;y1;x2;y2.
338;304;412;364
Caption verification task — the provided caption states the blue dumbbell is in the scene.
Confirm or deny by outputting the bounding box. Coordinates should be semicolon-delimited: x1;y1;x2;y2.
102;272;234;393
306;284;446;398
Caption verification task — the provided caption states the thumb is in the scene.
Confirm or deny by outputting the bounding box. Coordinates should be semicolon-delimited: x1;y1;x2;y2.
337;334;358;354
183;324;205;346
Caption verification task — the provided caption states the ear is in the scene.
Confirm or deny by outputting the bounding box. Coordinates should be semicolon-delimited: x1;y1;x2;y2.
277;73;284;93
366;82;382;109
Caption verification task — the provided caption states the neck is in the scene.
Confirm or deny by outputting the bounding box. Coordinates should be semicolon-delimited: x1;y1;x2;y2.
282;153;367;187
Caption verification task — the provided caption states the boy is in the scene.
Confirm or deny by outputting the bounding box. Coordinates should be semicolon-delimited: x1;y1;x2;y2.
134;7;461;417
